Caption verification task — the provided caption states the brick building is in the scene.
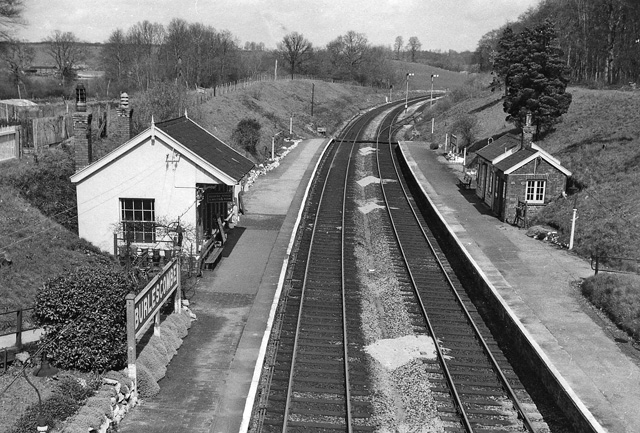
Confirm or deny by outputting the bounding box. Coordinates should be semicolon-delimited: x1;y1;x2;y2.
475;115;571;223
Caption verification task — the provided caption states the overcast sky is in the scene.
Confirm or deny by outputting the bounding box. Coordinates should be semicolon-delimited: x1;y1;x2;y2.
16;0;540;52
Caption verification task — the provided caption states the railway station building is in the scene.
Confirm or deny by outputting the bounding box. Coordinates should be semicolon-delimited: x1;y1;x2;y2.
475;115;571;224
70;106;254;258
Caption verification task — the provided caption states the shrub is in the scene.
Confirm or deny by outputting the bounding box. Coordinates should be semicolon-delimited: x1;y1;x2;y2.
136;363;160;398
54;374;95;402
231;118;262;156
10;393;79;433
65;405;106;431
85;392;113;417
138;343;167;382
34;265;136;371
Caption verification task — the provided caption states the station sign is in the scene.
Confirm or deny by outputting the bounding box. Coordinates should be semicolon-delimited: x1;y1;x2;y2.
207;191;233;203
133;258;180;336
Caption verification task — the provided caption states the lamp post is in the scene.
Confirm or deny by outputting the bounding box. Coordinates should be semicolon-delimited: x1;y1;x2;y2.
430;74;439;107
405;72;414;112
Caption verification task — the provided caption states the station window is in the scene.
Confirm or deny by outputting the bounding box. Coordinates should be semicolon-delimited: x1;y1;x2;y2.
525;180;546;204
120;198;156;243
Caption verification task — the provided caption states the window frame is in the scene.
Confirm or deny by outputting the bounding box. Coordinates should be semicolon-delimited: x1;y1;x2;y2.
525;180;546;204
120;198;156;243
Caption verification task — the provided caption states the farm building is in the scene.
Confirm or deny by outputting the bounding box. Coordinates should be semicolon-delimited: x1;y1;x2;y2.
475;115;571;224
70;100;254;258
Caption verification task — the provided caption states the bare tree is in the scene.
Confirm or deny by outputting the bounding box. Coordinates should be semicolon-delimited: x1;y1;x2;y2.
0;37;32;94
101;29;129;87
393;35;403;60
406;36;422;62
44;30;86;84
0;0;23;40
278;32;313;79
127;20;165;88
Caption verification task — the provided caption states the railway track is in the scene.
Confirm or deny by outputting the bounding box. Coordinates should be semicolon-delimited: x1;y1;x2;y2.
251;97;554;432
253;100;406;432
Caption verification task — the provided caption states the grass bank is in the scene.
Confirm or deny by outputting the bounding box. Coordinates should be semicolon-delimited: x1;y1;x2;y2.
413;83;640;341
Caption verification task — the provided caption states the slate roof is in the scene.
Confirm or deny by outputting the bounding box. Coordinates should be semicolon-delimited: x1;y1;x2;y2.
156;116;254;182
475;133;521;161
494;148;537;172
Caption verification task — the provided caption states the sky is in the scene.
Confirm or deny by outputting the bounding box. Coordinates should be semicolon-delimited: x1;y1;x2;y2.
16;0;541;52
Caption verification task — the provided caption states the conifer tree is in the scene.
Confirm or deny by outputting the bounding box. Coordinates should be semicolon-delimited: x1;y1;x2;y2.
496;20;572;137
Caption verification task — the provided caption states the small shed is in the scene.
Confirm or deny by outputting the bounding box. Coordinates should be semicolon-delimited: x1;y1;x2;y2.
475;117;571;223
70;114;254;256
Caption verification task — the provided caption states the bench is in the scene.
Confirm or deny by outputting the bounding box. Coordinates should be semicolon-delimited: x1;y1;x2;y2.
458;176;473;189
198;217;227;274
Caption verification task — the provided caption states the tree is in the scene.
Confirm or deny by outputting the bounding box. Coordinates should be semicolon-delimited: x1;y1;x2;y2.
493;27;516;96
406;36;422;62
0;37;33;91
0;0;23;41
327;30;369;80
278;32;313;79
132;81;189;133
101;28;130;90
44;30;86;84
393;36;403;60
499;20;572;136
451;114;479;148
231;118;261;156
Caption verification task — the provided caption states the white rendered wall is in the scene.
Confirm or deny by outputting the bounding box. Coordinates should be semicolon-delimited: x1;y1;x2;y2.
76;137;223;253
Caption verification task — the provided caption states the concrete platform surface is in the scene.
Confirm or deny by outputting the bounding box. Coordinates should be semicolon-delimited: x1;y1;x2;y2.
400;141;640;433
117;138;328;433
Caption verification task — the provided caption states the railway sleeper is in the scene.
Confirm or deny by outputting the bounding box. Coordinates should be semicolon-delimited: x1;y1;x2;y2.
289;406;372;418
436;405;518;418
283;420;376;431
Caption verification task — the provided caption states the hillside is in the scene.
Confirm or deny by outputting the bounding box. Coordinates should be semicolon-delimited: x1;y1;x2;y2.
0;79;404;311
413;86;640;260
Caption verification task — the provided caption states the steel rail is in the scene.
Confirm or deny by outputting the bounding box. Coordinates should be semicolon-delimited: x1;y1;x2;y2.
376;115;537;432
373;112;474;431
281;117;366;432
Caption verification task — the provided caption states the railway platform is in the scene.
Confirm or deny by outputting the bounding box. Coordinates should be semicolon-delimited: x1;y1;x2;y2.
116;138;329;433
399;141;640;433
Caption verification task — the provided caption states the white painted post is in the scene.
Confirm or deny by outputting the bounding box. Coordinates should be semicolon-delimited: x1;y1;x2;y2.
569;208;578;250
126;293;137;391
175;256;182;313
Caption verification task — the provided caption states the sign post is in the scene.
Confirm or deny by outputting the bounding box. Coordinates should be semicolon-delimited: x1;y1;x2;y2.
126;293;137;390
125;257;182;393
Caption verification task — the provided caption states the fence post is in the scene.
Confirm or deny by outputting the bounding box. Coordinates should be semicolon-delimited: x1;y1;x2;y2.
16;309;22;350
595;255;599;275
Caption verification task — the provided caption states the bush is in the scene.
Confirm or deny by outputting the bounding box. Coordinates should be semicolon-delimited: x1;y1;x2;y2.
231;118;262;156
582;273;640;338
54;374;95;402
65;405;106;431
136;363;160;398
10;393;79;433
34;265;136;371
138;343;167;382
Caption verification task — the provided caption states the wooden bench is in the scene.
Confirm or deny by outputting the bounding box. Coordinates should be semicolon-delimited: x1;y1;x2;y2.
458;176;473;189
198;217;227;274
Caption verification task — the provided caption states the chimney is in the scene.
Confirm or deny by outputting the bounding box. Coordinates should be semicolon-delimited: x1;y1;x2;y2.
521;112;534;149
111;92;134;143
72;83;92;169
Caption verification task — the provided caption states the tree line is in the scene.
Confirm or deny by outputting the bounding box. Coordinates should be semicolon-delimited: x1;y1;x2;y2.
474;0;640;85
